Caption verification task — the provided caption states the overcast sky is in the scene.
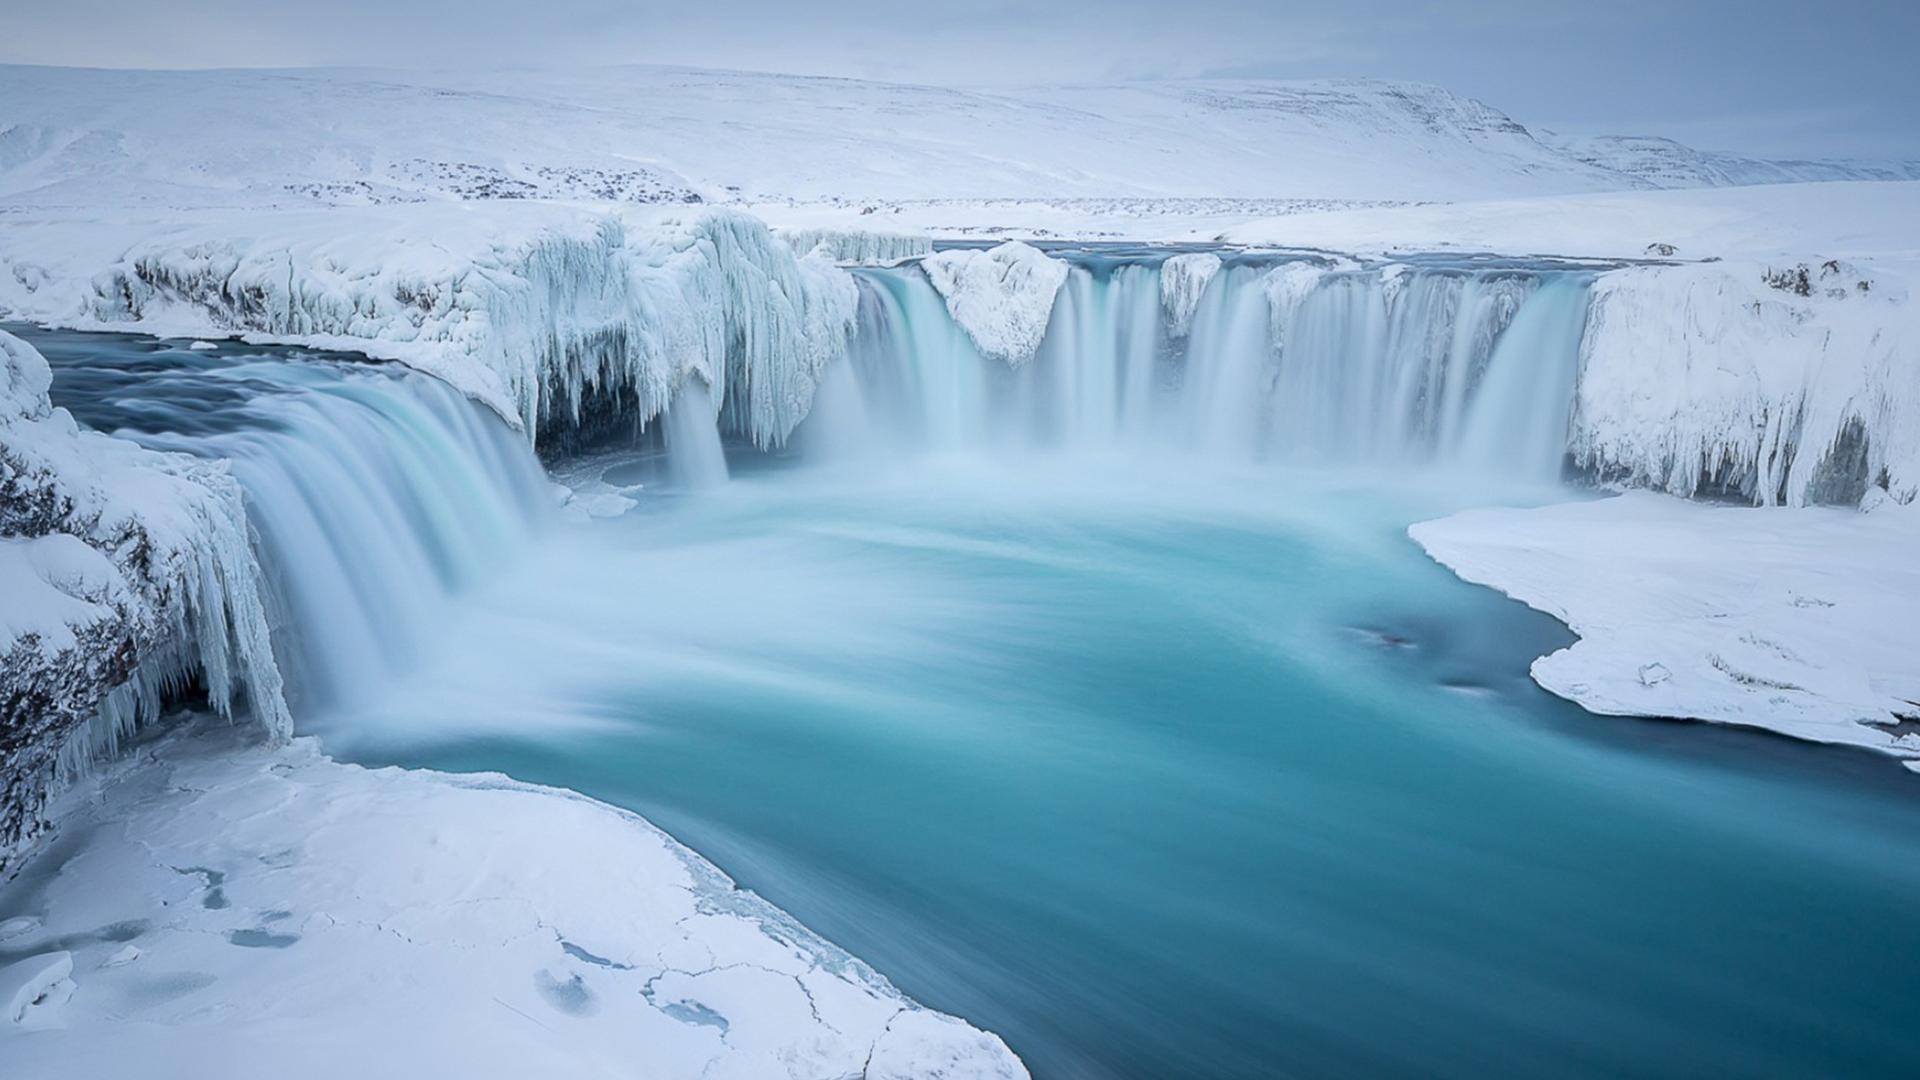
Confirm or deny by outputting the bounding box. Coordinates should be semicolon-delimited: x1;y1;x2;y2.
6;0;1915;158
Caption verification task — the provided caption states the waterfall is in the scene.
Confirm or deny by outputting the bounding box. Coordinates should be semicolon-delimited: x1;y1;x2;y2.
65;352;552;716
662;378;731;490
797;254;1594;479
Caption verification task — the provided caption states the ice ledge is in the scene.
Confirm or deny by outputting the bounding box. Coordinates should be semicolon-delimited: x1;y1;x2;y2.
0;720;1028;1078
1411;491;1920;767
920;241;1069;366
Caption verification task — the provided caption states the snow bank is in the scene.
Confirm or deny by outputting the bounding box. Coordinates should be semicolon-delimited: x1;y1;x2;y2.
0;330;290;869
0;204;858;451
1572;260;1920;506
919;242;1069;366
1411;492;1920;768
779;227;933;266
1159;252;1221;338
0;720;1028;1077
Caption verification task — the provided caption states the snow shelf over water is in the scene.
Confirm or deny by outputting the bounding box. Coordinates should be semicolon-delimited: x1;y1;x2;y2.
1412;492;1920;770
0;720;1027;1079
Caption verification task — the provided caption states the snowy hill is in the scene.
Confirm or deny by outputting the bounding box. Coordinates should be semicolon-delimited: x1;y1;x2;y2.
1546;133;1920;190
0;65;1641;209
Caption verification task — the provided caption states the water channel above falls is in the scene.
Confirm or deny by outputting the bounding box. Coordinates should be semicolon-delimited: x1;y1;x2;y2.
15;245;1920;1079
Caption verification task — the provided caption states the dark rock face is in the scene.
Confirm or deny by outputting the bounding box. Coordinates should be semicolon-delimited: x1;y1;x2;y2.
1;622;143;868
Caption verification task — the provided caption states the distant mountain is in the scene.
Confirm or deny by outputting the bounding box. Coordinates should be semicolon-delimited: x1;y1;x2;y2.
0;66;1631;209
1544;133;1920;189
0;65;1910;214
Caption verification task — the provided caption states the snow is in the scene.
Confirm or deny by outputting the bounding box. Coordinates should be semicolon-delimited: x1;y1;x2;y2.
0;720;1027;1077
1159;253;1221;338
0;950;71;1026
0;535;126;654
919;242;1070;366
1411;492;1920;769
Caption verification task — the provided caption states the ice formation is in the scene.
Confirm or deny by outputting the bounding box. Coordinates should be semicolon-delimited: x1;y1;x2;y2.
0;330;288;867
0;205;858;454
1572;261;1920;506
779;228;933;266
1158;252;1221;338
919;242;1070;366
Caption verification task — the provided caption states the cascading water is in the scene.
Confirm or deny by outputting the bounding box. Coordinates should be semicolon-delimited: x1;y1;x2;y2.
662;378;731;490
40;335;552;715
801;251;1596;479
14;242;1918;1080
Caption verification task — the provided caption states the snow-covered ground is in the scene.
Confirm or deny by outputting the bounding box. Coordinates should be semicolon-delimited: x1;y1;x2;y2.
0;719;1025;1078
1217;180;1920;263
1411;493;1920;771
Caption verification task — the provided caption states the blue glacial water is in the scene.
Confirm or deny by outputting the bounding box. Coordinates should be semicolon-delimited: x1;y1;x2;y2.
319;458;1920;1080
21;258;1920;1080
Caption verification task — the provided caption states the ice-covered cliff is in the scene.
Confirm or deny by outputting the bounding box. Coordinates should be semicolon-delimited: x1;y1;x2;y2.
0;330;288;868
0;205;857;453
1572;260;1919;507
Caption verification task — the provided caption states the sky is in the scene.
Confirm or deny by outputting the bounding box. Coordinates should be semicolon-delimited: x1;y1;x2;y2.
4;0;1916;159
